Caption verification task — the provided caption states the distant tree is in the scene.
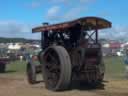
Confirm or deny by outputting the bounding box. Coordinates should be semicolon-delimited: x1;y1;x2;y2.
0;37;40;43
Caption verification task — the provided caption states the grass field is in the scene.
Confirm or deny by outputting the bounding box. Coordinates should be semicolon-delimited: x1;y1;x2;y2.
1;56;128;96
5;56;126;80
104;56;125;79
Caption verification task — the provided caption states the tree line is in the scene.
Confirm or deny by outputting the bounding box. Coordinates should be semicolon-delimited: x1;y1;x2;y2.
0;37;40;43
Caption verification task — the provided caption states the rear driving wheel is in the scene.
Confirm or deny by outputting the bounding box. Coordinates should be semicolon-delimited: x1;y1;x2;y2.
41;46;72;91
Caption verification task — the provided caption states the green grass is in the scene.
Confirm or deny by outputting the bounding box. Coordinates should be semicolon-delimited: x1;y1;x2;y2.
4;60;27;78
4;56;126;80
104;56;125;79
7;60;27;73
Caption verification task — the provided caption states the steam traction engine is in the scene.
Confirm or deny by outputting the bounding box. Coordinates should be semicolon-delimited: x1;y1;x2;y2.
26;17;112;91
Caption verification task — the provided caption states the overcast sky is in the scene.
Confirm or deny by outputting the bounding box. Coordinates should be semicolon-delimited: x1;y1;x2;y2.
0;0;128;40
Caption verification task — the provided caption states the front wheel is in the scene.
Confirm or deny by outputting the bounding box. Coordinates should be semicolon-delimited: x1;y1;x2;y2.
26;62;36;84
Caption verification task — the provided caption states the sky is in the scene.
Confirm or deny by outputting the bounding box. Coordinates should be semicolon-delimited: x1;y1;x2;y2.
0;0;128;40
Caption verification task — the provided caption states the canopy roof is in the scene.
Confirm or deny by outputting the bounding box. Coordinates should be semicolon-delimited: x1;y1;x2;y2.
32;16;112;33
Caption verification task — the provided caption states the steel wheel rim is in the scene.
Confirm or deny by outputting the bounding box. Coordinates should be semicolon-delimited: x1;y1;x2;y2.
43;49;61;89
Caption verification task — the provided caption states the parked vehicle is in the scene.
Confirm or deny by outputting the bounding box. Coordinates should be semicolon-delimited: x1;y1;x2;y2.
0;48;10;73
26;16;112;91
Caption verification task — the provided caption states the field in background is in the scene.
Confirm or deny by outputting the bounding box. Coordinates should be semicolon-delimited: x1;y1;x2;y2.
104;57;125;79
0;56;128;96
4;56;126;80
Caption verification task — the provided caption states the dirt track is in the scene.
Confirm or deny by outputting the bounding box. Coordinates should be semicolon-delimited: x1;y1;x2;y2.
0;75;128;96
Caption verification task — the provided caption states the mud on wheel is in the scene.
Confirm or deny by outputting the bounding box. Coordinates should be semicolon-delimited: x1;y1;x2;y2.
41;46;72;91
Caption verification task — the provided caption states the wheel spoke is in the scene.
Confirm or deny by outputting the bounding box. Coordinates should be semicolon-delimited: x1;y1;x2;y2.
42;46;71;91
45;52;60;72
